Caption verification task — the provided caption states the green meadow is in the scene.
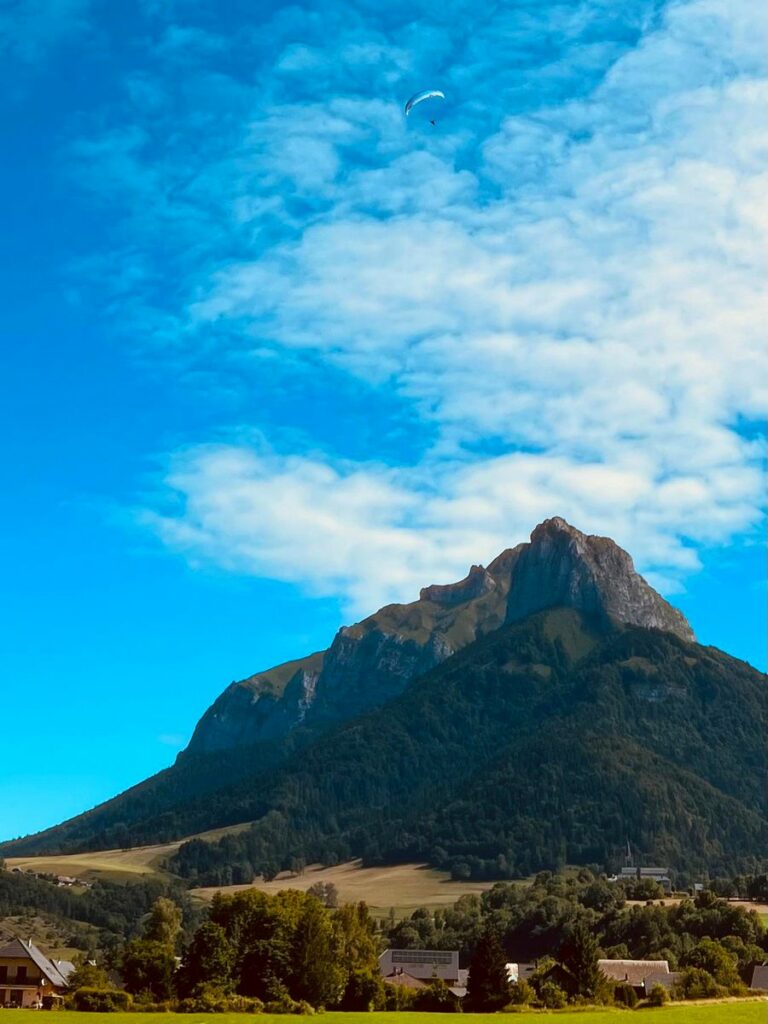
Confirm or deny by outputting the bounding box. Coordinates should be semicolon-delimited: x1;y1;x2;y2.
0;1005;765;1024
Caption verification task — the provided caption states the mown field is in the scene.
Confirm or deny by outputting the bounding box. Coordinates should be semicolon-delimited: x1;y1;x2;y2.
0;1005;766;1024
4;825;253;883
191;859;493;915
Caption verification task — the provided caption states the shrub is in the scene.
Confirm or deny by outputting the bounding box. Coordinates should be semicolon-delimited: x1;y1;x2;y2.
508;979;534;1005
264;993;314;1014
647;983;669;1006
384;983;416;1011
613;981;638;1007
69;987;133;1012
537;979;567;1009
412;979;462;1012
177;985;264;1013
673;966;721;1000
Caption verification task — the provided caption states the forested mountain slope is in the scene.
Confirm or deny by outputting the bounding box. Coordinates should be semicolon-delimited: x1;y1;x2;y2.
168;608;767;884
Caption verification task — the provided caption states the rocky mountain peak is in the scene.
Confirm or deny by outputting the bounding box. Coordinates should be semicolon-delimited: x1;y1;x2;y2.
507;517;695;642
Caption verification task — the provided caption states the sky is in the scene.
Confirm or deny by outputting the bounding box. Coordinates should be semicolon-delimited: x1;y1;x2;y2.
1;0;766;842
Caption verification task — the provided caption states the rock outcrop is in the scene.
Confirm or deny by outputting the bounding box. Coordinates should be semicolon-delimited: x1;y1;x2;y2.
506;517;694;641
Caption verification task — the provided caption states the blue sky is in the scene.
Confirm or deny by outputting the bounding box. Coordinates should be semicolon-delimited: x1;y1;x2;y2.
1;0;765;842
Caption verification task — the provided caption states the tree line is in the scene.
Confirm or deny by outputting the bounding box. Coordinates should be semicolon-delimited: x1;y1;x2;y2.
59;868;768;1012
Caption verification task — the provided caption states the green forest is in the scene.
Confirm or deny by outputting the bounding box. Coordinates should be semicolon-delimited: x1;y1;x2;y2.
168;613;766;885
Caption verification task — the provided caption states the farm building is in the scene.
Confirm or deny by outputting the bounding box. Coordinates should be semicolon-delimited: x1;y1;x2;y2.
598;958;675;995
750;965;768;990
0;937;74;1008
618;866;671;889
379;948;460;984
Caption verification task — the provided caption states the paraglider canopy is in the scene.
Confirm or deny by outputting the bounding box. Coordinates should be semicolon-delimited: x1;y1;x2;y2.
404;89;445;117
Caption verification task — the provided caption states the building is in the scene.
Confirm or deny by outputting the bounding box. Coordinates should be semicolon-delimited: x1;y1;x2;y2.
379;949;460;985
505;962;536;984
0;937;75;1008
750;965;768;990
618;866;671;890
598;958;673;995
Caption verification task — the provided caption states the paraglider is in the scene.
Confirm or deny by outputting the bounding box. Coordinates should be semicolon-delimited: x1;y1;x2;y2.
404;89;445;121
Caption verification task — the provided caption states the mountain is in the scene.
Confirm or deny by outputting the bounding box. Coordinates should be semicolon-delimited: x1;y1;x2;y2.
168;607;766;884
178;516;694;756
186;545;521;755
3;518;764;881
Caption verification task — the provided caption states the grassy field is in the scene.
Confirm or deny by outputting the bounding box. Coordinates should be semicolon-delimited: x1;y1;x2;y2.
191;859;494;916
0;1005;765;1024
4;824;253;883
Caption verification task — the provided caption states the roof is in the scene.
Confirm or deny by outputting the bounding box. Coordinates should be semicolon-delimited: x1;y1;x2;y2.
384;971;427;990
750;965;768;990
644;971;681;993
0;938;72;989
599;959;670;986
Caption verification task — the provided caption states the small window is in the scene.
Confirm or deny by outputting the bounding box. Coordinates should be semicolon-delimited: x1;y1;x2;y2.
16;967;27;982
0;967;7;982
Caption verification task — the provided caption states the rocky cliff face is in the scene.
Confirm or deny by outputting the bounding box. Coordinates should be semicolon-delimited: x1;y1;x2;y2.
185;517;693;756
185;549;519;755
506;517;694;641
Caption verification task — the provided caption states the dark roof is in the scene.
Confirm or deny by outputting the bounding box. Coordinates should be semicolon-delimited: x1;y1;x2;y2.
0;938;72;988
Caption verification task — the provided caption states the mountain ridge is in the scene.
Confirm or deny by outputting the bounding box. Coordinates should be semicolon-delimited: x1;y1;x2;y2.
7;517;755;878
185;517;692;757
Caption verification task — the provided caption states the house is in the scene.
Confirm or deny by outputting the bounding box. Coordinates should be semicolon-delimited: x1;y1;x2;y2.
379;949;460;984
0;937;75;1008
598;958;671;995
750;965;768;990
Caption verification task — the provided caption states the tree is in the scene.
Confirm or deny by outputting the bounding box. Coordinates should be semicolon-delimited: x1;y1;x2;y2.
307;881;339;908
143;896;183;951
559;919;601;999
121;939;177;1001
465;926;510;1011
178;921;234;996
66;958;110;991
682;938;742;990
291;896;345;1006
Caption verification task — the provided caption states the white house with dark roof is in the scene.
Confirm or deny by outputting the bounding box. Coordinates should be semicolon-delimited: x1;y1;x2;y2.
0;937;75;1008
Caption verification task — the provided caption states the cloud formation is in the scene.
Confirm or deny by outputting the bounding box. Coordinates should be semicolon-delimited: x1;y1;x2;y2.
71;0;766;615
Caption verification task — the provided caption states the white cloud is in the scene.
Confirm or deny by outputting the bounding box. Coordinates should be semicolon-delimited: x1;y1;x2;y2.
148;440;761;617
69;0;767;616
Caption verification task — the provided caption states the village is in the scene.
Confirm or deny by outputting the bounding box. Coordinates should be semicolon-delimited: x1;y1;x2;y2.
1;858;768;1015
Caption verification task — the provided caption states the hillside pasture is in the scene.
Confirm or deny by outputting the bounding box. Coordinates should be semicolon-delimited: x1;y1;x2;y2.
0;1002;765;1023
4;823;252;883
192;859;493;915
